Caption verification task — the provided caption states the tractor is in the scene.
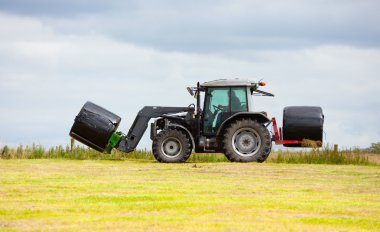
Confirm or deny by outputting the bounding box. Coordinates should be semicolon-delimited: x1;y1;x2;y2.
70;79;324;162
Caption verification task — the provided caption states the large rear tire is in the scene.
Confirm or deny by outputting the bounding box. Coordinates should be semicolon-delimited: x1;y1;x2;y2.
223;119;272;162
152;129;192;163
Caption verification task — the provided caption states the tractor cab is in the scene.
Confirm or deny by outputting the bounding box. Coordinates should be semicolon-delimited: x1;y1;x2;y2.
192;79;273;136
202;86;249;134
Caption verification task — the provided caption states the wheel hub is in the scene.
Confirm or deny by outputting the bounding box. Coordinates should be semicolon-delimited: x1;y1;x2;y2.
232;128;261;156
161;138;182;158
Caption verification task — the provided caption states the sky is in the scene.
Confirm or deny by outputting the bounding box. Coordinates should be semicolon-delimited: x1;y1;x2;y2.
0;0;379;150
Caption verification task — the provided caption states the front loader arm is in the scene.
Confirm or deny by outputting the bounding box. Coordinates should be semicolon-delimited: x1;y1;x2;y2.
116;106;192;153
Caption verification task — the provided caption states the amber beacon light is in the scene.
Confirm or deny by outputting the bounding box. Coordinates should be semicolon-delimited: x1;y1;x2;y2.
259;81;266;86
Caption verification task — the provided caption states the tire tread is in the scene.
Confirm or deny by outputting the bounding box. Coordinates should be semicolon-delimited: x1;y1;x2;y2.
222;118;272;162
152;129;192;163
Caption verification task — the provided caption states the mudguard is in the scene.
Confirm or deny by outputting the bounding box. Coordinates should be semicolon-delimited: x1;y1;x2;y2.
216;112;270;137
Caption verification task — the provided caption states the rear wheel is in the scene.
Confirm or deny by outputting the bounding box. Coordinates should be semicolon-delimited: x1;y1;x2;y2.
223;119;272;162
152;129;192;163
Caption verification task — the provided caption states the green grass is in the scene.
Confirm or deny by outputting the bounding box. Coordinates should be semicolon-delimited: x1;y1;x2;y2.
0;160;379;231
1;144;378;165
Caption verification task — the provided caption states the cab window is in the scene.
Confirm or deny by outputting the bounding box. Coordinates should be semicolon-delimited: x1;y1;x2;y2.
231;87;248;112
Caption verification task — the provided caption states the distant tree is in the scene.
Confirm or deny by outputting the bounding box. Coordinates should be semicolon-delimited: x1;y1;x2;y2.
370;142;380;154
1;145;10;159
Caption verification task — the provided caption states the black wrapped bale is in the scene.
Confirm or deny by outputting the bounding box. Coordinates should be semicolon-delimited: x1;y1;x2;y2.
70;101;121;152
283;106;324;147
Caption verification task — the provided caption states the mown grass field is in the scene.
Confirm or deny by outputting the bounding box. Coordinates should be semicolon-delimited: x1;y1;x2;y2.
0;159;379;231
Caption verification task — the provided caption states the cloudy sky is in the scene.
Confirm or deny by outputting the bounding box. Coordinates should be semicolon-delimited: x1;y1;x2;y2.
0;0;379;150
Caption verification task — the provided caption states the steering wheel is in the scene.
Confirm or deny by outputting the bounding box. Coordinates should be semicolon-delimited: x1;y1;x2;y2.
212;104;224;112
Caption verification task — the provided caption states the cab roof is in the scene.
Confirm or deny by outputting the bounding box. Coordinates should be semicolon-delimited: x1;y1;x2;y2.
200;79;259;87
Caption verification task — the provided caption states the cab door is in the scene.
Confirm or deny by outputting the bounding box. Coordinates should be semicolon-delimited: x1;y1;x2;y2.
203;87;230;135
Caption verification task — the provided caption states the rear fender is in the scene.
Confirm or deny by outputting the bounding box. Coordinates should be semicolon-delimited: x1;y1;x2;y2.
216;112;270;137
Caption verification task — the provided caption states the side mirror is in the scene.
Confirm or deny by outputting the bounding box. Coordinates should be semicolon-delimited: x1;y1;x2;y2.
187;87;194;96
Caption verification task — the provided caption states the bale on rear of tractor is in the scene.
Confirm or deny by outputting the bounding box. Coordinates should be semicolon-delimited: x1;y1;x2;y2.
282;106;324;147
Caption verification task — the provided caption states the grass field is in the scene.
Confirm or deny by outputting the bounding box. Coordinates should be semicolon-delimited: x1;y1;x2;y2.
0;160;379;231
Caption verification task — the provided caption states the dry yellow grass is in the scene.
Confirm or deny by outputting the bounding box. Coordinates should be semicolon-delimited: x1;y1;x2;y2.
300;139;322;148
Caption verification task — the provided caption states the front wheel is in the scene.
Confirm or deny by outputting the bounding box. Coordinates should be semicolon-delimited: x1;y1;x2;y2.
152;129;192;163
223;119;272;162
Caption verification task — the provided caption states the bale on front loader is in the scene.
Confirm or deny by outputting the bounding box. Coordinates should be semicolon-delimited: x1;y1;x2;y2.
70;102;122;153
